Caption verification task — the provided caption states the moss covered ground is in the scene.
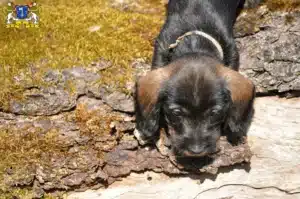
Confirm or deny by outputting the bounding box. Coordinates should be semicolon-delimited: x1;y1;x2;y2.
0;0;165;109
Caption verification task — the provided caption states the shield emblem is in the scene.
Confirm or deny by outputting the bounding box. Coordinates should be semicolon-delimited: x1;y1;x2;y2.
16;5;29;19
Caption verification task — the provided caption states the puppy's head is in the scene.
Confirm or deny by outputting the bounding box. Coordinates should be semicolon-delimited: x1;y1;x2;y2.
135;55;254;157
162;60;231;157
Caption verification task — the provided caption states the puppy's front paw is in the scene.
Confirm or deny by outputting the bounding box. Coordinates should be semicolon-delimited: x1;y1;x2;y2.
133;129;150;145
156;138;170;156
155;129;171;156
226;130;243;146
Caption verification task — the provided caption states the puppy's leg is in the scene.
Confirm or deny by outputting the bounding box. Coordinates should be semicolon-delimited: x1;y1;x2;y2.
135;102;161;145
155;128;171;156
224;41;240;71
152;39;169;69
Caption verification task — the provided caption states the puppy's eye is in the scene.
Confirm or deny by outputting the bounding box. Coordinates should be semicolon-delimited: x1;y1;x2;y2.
210;110;217;117
211;109;221;116
171;109;182;116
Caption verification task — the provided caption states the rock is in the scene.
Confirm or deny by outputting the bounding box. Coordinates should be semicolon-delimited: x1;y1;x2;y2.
86;85;109;99
66;149;101;170
36;166;47;185
234;5;269;38
33;119;52;132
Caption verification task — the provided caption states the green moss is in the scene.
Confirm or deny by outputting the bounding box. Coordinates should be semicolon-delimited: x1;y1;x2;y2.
263;0;300;11
0;123;73;198
0;188;34;199
0;104;122;196
75;103;122;137
0;127;67;195
0;188;65;199
0;0;164;110
284;14;295;25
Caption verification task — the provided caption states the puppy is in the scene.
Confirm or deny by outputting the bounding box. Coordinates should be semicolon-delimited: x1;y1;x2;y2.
134;0;256;157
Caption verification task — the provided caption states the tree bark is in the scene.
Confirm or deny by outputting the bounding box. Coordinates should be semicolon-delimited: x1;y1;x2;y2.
68;96;300;199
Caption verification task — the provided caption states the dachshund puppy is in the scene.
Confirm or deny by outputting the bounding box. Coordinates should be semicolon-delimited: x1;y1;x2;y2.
135;55;255;156
152;0;244;70
152;0;262;69
134;0;256;157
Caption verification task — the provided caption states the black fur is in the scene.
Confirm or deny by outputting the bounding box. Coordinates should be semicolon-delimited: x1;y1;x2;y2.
135;88;162;142
135;0;256;157
160;56;232;155
152;0;246;70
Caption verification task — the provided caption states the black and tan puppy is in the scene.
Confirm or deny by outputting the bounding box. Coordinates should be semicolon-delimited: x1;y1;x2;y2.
134;0;256;157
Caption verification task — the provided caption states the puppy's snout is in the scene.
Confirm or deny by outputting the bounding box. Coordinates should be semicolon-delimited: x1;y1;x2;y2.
183;141;219;157
187;145;205;155
184;145;207;157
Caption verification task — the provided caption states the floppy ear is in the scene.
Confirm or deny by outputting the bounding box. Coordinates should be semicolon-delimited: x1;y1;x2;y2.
134;66;177;144
216;65;255;144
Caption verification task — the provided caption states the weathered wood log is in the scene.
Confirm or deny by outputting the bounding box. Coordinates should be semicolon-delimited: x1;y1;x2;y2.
236;7;300;95
68;96;300;199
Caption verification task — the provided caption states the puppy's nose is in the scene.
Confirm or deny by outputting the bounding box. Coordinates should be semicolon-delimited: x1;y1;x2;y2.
187;145;205;155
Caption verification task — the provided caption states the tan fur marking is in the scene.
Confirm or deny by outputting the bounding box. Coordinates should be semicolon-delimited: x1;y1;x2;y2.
216;65;255;103
137;64;180;114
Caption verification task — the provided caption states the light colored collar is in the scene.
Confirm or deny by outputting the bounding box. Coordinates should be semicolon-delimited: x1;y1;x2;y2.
168;30;224;60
